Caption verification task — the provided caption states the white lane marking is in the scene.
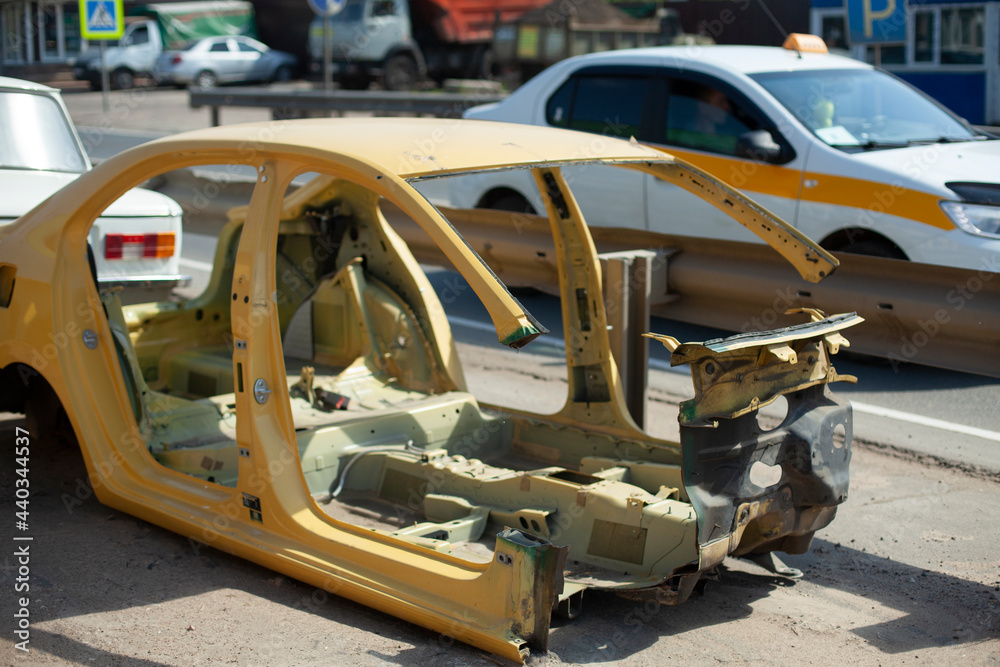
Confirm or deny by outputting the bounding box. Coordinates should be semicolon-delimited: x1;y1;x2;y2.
851;401;1000;443
448;315;565;352
447;314;1000;442
180;257;214;272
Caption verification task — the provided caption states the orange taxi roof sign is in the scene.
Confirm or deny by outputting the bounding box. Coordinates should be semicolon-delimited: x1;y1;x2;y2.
782;33;828;54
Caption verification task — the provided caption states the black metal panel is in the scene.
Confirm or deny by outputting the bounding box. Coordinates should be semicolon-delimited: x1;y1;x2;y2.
681;384;852;548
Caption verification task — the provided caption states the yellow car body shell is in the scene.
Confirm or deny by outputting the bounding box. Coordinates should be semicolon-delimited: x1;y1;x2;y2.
0;118;854;662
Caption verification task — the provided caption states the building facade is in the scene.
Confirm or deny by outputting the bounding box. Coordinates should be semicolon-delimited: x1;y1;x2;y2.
0;1;84;67
811;0;1000;124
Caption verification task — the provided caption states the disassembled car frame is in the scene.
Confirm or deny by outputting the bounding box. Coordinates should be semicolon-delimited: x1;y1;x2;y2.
0;119;859;661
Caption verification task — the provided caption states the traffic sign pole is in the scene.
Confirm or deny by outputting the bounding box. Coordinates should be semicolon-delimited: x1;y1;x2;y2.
79;0;124;111
308;0;346;90
100;41;110;112
324;15;333;90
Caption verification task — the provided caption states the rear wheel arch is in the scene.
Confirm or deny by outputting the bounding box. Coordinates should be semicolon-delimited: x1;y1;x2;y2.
194;69;218;90
272;64;293;83
0;364;75;444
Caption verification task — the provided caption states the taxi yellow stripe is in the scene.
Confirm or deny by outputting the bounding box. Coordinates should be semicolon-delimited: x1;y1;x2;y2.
799;171;954;231
659;147;802;194
652;145;955;232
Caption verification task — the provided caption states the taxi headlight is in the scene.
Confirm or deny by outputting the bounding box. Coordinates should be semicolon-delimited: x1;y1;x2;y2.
941;201;1000;238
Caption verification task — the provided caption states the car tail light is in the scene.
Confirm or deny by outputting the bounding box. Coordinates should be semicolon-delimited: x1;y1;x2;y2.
171;55;183;65
105;233;176;260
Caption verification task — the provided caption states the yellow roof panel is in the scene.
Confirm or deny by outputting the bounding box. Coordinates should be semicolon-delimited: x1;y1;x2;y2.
145;117;669;178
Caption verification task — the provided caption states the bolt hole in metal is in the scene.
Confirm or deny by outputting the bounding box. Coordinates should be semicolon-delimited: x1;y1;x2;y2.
832;423;847;449
756;394;789;432
749;461;783;489
82;329;98;349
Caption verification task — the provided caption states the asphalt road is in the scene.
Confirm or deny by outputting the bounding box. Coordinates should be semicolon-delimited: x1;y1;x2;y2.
66;87;1000;474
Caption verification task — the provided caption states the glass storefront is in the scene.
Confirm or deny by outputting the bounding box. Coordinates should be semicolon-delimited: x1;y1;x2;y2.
940;6;985;64
2;2;28;64
1;0;83;65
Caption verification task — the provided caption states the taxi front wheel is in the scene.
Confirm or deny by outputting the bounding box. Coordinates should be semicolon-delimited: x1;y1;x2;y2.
838;239;907;260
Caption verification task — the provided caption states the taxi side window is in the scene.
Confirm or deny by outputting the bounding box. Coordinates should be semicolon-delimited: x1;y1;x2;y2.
546;79;574;128
545;74;653;141
665;80;761;156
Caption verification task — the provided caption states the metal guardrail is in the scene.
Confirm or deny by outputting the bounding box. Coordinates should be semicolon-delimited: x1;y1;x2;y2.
388;205;1000;379
189;87;507;125
166;165;1000;380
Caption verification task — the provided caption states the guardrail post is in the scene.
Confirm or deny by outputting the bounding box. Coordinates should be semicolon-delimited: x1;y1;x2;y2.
598;248;676;429
599;250;654;428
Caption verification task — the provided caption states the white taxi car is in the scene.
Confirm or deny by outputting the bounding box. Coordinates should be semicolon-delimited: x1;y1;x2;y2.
453;35;999;271
0;77;185;298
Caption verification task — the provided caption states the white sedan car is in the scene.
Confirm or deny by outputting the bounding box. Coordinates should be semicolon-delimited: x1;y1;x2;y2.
0;77;185;299
454;36;1000;271
153;35;297;90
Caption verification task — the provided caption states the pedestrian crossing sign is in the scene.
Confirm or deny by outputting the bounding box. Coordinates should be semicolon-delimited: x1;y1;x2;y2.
79;0;124;40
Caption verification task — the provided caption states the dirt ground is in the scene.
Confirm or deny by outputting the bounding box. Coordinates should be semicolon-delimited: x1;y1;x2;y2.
2;346;999;666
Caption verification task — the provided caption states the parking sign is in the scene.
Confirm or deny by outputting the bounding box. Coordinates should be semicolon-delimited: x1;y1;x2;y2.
79;0;124;40
844;0;908;45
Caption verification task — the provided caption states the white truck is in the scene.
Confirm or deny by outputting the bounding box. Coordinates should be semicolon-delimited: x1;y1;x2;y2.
307;0;552;91
72;0;256;90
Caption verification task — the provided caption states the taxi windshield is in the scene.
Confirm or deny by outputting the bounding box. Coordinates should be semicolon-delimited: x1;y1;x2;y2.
751;69;982;151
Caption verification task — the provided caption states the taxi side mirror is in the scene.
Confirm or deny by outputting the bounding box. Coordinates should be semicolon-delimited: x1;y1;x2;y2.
736;130;784;164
